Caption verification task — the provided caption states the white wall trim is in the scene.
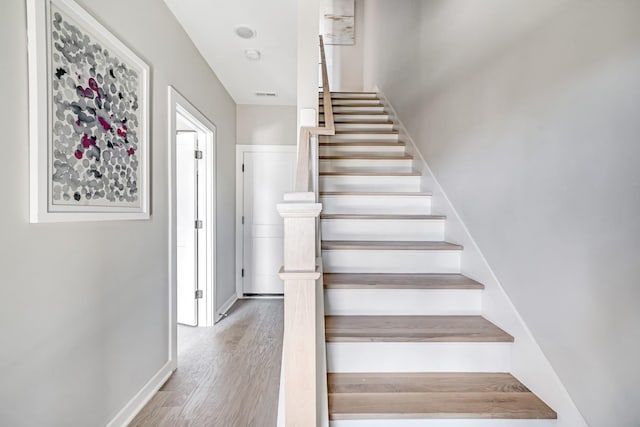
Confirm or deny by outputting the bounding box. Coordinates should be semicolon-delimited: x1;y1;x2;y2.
105;361;174;427
215;293;238;322
235;144;298;299
375;88;587;427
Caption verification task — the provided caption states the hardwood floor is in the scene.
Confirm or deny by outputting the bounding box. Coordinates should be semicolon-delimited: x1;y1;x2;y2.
129;299;284;427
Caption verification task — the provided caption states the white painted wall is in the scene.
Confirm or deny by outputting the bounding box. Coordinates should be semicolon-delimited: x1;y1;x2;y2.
237;105;297;145
0;1;236;425
323;0;365;92
362;1;640;426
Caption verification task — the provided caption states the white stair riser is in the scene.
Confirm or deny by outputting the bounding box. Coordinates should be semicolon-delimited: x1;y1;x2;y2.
321;219;444;241
322;99;382;106
320;145;406;156
324;106;386;113
324;289;482;316
322;114;391;122
320;175;421;192
327;93;379;99
331;420;556;427
320;195;432;215
322;249;461;274
327;342;511;372
322;133;399;142
334;123;395;132
320;158;413;172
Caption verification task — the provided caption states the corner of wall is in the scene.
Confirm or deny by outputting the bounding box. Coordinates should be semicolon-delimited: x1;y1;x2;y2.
105;361;175;427
375;89;588;427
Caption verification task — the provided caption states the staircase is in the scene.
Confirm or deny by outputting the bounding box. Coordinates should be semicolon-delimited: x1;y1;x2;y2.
318;92;557;426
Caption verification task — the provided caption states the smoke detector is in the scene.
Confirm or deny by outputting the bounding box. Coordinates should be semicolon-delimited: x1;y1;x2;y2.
244;49;261;61
235;26;256;39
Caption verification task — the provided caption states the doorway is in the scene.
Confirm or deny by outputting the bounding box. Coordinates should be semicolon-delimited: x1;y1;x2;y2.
235;145;296;297
169;87;217;352
175;120;203;326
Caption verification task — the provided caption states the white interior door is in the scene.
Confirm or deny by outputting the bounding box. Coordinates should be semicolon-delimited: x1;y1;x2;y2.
177;131;198;325
242;150;296;295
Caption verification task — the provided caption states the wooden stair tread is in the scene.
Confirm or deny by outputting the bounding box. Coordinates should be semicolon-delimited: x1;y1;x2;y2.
319;141;405;146
321;120;394;125
320;170;421;176
323;273;483;290
333;130;399;134
320;154;411;160
326;315;513;342
330;372;530;393
322;241;462;251
320;99;381;102
323;111;389;115
325;315;514;343
321;214;444;220
321;99;381;102
321;104;383;108
323;92;378;95
328;91;378;95
320;191;431;196
329;373;556;420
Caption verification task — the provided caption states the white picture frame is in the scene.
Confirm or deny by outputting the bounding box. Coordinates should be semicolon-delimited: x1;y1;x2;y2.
27;0;150;222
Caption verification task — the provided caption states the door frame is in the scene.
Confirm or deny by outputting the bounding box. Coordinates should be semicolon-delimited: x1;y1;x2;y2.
235;144;297;299
168;86;217;361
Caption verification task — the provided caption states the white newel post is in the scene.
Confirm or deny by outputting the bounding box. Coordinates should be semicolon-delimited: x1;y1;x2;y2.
278;192;322;427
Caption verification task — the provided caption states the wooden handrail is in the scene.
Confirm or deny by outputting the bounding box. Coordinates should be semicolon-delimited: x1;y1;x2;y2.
294;35;334;193
277;34;332;427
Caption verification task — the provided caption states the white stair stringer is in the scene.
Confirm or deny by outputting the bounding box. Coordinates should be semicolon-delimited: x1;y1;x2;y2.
326;342;511;373
324;288;482;316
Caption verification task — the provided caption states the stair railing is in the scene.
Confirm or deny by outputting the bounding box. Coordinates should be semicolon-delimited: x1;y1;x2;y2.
277;35;334;427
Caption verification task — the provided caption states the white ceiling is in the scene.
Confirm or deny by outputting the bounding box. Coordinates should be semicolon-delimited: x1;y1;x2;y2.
164;0;298;106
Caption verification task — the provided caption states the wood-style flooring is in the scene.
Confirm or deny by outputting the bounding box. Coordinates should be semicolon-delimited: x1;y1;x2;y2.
129;299;283;427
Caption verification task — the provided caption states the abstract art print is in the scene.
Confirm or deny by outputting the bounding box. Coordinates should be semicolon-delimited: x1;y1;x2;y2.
27;0;149;222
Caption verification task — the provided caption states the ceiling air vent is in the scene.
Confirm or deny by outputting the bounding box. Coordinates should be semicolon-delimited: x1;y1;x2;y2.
255;92;277;97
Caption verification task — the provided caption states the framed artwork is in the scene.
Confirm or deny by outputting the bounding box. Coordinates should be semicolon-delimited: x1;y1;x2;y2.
27;0;150;222
322;0;355;45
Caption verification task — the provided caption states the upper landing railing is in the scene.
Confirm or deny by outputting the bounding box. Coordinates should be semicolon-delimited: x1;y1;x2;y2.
295;35;335;193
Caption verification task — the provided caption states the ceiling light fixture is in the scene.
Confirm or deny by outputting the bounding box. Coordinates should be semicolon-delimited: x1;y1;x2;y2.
235;25;256;39
244;49;261;61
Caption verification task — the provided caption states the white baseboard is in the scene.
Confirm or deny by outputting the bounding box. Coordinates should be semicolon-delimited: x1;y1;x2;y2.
215;294;238;323
105;360;175;427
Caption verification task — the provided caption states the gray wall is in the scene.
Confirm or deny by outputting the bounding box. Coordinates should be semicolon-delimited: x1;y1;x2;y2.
237;105;297;145
362;1;640;426
0;0;236;426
